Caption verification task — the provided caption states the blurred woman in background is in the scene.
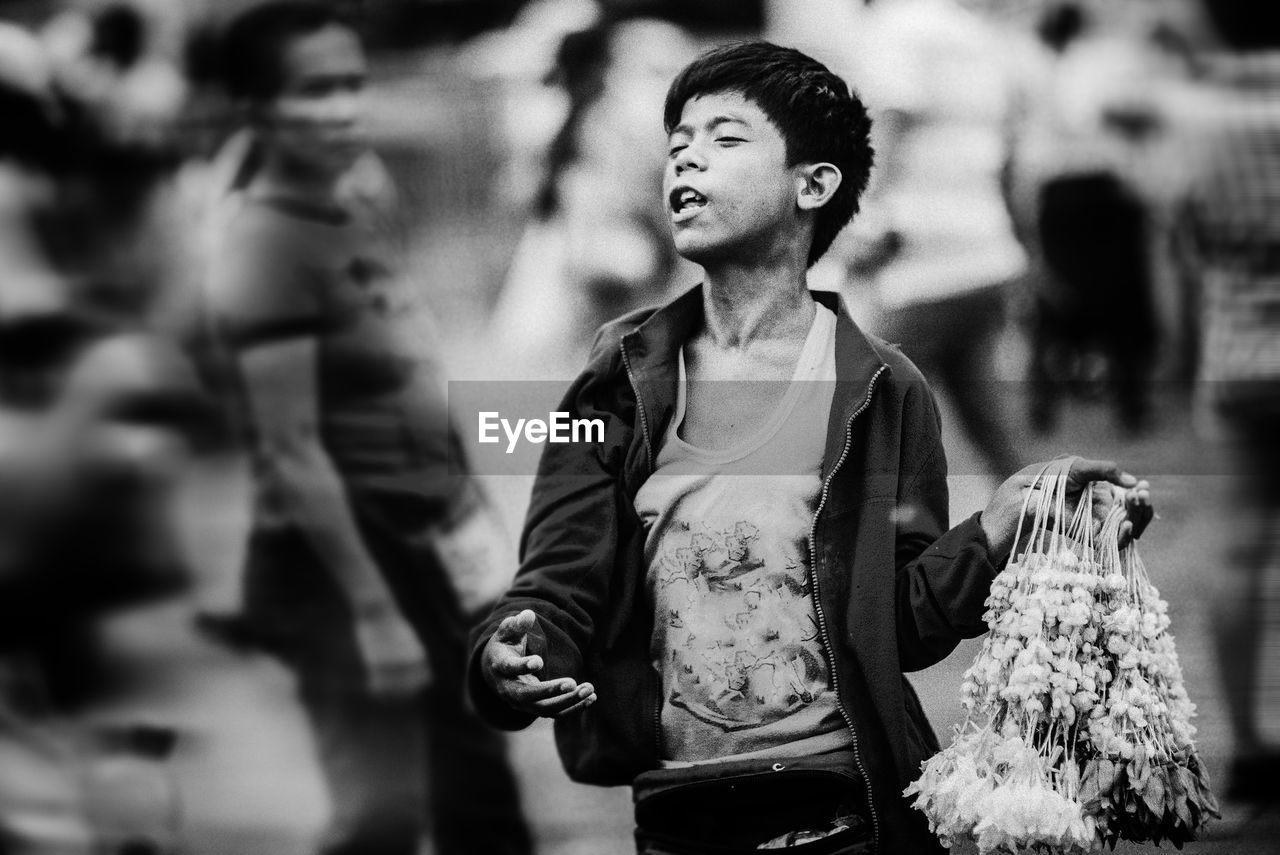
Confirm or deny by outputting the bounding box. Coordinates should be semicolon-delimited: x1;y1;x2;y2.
487;14;699;371
844;0;1029;482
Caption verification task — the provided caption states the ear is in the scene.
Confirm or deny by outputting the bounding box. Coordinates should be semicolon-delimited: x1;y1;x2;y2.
796;162;842;211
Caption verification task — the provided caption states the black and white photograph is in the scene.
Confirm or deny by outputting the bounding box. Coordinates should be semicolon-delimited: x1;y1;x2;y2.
1;0;1276;852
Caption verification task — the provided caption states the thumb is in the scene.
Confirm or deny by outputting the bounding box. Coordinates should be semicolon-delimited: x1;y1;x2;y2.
494;609;538;648
1068;458;1137;489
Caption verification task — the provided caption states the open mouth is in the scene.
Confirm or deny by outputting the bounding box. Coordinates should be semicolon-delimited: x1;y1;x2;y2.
669;186;708;218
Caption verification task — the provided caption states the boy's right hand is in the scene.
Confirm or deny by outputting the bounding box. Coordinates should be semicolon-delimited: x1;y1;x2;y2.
481;609;597;718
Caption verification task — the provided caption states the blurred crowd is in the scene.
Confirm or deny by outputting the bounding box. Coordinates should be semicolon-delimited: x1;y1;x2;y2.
0;0;1276;852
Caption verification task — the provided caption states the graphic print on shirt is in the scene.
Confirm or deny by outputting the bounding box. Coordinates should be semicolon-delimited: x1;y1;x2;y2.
655;517;828;732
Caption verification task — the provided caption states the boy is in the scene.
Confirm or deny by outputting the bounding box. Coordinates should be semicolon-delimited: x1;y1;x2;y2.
470;42;1151;853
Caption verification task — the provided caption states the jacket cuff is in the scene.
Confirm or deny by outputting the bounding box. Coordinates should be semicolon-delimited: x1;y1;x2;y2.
933;511;999;627
926;511;995;561
959;510;996;563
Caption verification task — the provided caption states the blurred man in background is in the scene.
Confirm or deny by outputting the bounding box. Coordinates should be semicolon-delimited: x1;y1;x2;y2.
201;4;532;854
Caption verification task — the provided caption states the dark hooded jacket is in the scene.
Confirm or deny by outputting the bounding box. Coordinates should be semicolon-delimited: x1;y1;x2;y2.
468;286;999;852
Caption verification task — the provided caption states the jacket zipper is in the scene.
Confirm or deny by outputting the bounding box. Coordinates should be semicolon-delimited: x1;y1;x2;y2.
807;364;888;853
619;339;661;754
620;340;655;472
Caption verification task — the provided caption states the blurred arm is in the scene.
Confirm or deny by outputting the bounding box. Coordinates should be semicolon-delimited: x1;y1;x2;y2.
236;335;395;613
235;333;427;694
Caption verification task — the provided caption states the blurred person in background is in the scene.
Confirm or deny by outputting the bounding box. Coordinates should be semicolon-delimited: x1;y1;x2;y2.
487;13;699;371
0;20;67;335
202;4;532;853
41;0;188;154
1180;0;1280;806
1015;2;1166;434
2;13;221;852
843;0;1028;483
1;22;90;852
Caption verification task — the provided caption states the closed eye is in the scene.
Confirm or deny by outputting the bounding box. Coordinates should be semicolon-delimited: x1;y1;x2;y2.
716;137;746;145
668;143;688;158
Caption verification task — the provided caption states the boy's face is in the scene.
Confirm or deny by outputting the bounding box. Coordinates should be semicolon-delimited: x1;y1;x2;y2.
663;91;803;267
259;24;367;176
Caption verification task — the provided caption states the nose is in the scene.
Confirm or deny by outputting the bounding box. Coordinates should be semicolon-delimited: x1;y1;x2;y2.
323;89;361;127
673;141;706;175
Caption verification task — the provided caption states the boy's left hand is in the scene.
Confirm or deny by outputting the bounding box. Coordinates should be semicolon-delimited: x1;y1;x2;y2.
981;457;1154;565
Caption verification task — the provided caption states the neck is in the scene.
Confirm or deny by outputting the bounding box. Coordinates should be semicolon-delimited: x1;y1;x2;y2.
254;147;343;204
699;254;816;348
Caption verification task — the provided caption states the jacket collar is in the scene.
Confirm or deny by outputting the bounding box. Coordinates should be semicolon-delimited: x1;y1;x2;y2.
620;284;889;475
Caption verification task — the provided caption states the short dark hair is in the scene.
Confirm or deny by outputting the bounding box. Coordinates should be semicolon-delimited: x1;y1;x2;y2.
220;1;351;102
663;41;873;267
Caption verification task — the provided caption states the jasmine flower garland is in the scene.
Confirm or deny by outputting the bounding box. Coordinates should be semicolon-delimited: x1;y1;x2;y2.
905;458;1219;853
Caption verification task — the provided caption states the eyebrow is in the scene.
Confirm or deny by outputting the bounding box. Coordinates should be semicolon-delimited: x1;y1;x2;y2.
669;115;750;138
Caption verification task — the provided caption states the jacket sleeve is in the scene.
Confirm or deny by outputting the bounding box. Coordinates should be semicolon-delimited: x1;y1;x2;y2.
892;378;999;672
466;325;637;730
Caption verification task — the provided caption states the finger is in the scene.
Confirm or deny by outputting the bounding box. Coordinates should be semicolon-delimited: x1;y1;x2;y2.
1128;485;1151;504
490;652;544;679
1118;520;1134;550
494;609;538;643
531;684;596;715
504;677;582;705
1068;458;1138;489
1125;487;1154;540
1125;488;1151;510
1138;502;1154;537
554;689;598;717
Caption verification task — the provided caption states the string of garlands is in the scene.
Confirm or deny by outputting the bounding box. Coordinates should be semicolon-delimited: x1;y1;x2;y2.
906;458;1219;853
